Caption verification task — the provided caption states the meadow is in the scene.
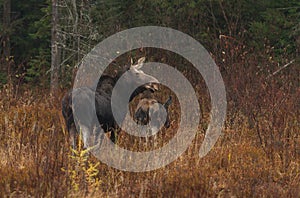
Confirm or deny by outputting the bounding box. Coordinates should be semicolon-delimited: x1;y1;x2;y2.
0;60;299;197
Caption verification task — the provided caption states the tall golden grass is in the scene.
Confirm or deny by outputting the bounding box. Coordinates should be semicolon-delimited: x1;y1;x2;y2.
0;57;299;197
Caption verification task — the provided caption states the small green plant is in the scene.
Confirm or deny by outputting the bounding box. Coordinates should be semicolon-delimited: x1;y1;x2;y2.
62;132;101;194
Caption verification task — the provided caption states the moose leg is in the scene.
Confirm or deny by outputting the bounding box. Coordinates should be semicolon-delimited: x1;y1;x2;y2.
69;125;77;150
93;126;106;149
110;130;116;143
80;125;90;149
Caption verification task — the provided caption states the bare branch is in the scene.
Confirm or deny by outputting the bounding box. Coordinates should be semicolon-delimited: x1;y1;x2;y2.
267;59;296;79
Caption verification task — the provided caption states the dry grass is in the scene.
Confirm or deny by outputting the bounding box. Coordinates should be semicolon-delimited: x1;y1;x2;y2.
0;60;299;197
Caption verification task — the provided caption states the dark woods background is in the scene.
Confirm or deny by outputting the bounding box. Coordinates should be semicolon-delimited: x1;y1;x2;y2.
0;0;299;197
0;0;299;88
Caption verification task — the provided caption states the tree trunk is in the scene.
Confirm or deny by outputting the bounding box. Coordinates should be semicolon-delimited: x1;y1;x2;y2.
2;0;11;84
50;0;60;95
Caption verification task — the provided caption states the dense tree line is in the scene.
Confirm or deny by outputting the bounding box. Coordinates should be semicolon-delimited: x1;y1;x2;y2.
0;0;299;92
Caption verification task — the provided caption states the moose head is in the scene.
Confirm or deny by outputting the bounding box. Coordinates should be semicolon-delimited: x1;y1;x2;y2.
134;96;172;135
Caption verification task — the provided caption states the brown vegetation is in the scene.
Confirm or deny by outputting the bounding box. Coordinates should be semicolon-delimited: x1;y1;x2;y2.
0;45;299;197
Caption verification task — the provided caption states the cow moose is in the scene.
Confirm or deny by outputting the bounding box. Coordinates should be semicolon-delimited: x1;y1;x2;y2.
62;57;160;149
134;95;172;135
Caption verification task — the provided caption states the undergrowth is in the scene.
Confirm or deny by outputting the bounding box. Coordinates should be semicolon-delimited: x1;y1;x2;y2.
0;68;299;197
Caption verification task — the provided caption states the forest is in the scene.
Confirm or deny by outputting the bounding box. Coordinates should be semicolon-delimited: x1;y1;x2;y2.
0;0;299;197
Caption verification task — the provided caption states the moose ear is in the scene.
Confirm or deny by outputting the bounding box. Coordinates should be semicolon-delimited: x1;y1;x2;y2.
130;58;134;66
137;57;146;65
131;57;146;70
